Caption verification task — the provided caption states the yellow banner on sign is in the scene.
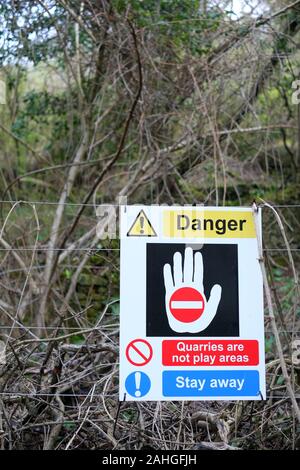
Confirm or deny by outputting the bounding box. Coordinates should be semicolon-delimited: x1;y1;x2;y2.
163;210;256;238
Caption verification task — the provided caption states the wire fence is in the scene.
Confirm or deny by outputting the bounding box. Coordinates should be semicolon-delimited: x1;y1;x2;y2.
1;200;300;208
0;199;299;449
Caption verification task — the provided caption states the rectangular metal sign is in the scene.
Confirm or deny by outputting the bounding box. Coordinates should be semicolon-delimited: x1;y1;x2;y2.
119;206;265;401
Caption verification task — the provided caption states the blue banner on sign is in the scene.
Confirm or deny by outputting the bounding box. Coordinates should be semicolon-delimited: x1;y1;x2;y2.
163;370;260;397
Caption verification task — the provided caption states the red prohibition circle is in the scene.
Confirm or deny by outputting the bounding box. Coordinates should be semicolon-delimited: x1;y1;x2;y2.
169;287;205;323
126;339;153;366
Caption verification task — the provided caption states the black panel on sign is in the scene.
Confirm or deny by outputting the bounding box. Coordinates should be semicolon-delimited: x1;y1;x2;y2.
146;243;239;337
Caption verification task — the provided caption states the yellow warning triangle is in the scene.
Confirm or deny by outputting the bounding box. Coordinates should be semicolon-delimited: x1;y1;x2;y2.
127;210;157;237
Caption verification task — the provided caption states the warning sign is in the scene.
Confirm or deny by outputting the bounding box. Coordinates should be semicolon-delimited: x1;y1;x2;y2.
126;339;153;366
119;206;265;401
127;210;157;237
147;244;238;336
169;287;205;323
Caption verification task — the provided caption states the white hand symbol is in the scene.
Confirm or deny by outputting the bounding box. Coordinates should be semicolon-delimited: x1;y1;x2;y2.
163;247;222;333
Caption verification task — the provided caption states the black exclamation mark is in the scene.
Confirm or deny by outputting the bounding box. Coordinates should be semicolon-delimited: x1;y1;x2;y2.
140;216;144;234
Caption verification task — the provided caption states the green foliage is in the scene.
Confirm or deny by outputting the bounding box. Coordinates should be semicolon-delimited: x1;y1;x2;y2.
1;2;61;65
63;422;76;431
70;334;85;345
12;90;68;136
110;299;120;316
265;335;276;354
114;0;224;55
120;408;138;423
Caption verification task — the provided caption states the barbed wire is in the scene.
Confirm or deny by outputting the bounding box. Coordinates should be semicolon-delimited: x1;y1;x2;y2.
0;327;298;332
0;265;117;274
0;392;296;400
0;247;299;252
0;200;300;208
0;200;98;207
0;247;119;251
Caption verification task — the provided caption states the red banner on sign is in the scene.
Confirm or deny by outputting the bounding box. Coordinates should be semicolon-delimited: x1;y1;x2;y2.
162;340;259;366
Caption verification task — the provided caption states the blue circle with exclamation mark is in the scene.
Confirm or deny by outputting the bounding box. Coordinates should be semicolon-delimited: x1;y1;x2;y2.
125;371;151;398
